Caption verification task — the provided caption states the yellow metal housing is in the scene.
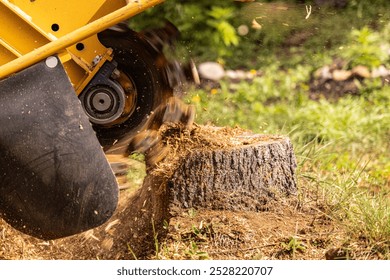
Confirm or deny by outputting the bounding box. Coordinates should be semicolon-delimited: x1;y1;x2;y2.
0;0;164;93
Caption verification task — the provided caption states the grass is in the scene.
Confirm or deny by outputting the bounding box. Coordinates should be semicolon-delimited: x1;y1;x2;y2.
281;236;306;258
126;153;147;186
151;211;212;260
298;138;389;256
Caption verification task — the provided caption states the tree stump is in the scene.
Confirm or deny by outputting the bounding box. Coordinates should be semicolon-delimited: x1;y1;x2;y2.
169;129;297;212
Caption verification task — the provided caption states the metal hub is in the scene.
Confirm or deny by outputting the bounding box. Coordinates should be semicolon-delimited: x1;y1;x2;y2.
83;85;125;125
92;91;114;111
80;59;138;127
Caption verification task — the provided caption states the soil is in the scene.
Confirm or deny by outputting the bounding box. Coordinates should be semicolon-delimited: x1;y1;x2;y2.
0;125;377;260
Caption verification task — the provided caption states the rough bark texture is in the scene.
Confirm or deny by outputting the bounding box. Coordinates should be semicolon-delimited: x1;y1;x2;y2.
169;136;297;212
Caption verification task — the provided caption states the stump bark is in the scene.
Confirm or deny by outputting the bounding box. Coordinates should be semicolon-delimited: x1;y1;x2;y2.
169;134;297;211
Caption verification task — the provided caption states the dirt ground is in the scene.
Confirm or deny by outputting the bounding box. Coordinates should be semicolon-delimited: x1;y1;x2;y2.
0;186;356;260
0;125;377;260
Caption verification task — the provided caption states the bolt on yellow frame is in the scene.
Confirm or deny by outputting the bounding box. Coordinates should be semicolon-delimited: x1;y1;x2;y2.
0;0;164;94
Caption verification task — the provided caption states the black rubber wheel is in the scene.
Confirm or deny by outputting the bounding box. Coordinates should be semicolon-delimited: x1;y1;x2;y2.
95;28;173;148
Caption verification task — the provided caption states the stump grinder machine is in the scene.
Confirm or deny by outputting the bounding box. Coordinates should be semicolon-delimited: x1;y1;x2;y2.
0;0;196;239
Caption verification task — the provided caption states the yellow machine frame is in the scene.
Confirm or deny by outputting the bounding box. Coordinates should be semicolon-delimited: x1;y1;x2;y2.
0;0;164;94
